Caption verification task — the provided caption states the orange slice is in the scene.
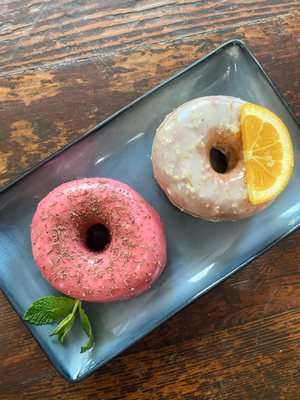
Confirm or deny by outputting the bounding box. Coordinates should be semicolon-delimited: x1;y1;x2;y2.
240;103;294;205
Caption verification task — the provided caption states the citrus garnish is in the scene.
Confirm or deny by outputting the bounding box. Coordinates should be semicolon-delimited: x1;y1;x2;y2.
240;103;294;205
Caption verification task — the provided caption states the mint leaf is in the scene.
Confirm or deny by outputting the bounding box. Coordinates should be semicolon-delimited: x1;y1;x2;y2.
79;304;94;353
23;296;76;325
49;299;80;343
50;312;76;343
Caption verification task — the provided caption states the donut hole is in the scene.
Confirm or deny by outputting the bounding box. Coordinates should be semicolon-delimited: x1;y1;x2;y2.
210;147;228;173
210;147;238;174
86;224;111;252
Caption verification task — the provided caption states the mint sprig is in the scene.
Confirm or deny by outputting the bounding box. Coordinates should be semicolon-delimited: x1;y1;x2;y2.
23;295;94;353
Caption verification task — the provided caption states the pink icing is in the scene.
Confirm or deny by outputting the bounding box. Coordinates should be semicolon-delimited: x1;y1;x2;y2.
31;178;167;302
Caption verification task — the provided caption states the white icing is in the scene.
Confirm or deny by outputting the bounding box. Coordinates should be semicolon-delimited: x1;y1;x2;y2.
152;96;268;221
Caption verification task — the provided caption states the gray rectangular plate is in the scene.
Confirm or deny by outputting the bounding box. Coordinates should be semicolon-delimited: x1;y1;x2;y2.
0;40;299;382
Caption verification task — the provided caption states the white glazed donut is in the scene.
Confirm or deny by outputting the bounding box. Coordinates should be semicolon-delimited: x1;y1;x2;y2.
151;96;269;221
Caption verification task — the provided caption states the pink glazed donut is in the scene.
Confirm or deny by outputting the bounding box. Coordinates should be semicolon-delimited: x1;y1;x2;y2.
31;178;167;302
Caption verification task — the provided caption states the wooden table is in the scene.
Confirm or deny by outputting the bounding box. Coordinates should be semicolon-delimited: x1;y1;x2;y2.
1;1;299;399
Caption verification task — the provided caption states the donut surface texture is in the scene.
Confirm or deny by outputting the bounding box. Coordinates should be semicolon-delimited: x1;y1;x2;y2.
152;96;268;221
31;178;167;302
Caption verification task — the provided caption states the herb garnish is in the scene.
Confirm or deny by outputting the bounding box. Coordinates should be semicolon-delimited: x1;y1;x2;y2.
23;295;94;353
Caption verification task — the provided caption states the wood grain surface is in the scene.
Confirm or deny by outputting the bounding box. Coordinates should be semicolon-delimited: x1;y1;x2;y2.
0;1;300;399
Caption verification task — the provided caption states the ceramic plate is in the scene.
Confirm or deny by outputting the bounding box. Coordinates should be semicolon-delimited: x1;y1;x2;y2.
1;40;299;382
